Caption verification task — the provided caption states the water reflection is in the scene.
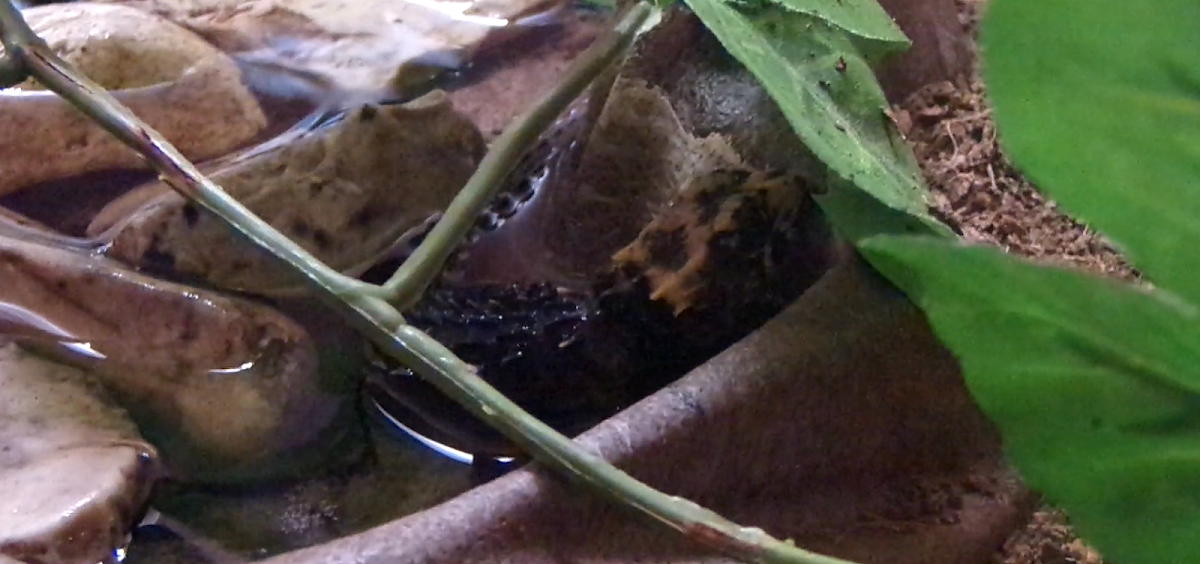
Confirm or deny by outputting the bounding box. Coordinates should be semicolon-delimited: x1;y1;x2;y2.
0;302;107;360
370;398;516;466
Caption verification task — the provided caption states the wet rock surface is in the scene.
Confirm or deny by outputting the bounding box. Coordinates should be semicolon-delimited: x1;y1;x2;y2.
0;344;160;564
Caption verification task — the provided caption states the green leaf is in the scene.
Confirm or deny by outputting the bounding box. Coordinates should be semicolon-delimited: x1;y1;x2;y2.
816;177;948;242
983;0;1200;302
733;0;911;62
861;234;1200;564
682;0;951;240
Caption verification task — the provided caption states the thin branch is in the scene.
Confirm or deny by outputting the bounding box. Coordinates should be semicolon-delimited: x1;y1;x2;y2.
377;1;646;308
0;0;35;48
382;325;856;564
0;0;31;86
0;3;860;563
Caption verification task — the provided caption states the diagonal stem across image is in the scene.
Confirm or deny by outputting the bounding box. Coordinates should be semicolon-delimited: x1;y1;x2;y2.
0;2;855;563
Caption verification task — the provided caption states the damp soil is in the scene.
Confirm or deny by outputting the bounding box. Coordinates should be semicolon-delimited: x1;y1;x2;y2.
894;0;1116;562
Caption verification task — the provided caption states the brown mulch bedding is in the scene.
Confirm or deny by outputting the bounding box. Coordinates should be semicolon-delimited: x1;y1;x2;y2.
992;509;1103;564
895;0;1132;279
897;82;1111;564
891;1;1129;563
897;78;1133;280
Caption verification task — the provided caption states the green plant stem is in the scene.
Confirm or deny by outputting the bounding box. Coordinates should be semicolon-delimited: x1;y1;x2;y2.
377;5;646;308
383;324;855;564
0;0;30;87
0;3;858;563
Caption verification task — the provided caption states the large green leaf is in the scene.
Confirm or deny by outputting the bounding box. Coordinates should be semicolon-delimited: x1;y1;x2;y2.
861;235;1200;564
683;0;951;240
983;0;1200;302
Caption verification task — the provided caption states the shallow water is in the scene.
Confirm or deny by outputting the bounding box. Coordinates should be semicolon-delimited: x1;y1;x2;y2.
0;5;604;561
124;418;478;563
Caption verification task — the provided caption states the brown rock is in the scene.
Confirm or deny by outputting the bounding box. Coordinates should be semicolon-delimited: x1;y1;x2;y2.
0;344;160;564
0;3;266;195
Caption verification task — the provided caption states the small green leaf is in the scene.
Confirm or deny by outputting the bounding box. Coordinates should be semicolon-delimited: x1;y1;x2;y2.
983;0;1200;302
861;234;1200;564
731;0;910;62
683;0;950;240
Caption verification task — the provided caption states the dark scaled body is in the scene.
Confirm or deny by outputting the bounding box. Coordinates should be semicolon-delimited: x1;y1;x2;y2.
366;162;836;462
367;283;618;459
